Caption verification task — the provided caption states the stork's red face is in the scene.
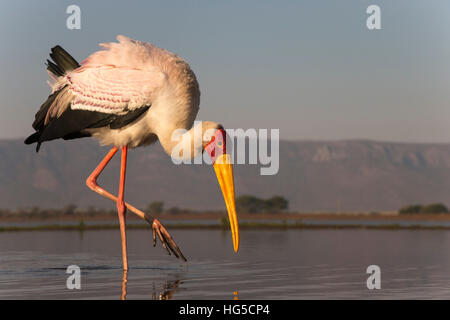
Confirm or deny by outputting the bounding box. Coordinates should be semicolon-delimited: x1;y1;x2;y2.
204;128;226;163
204;129;239;252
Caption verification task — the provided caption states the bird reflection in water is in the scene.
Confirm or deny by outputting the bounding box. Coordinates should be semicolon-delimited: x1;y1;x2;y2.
121;271;128;300
152;280;182;300
120;271;182;300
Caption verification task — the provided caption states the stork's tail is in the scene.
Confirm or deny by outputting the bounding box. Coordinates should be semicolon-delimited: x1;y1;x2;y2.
24;46;80;151
46;45;80;76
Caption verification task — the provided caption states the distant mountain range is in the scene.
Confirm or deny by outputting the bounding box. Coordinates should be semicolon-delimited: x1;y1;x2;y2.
1;138;450;212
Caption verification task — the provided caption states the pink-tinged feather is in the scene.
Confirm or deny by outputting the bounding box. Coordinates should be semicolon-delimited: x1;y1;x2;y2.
67;67;164;114
57;34;199;115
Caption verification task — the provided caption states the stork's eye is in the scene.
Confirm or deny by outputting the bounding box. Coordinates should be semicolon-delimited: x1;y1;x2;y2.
217;140;223;148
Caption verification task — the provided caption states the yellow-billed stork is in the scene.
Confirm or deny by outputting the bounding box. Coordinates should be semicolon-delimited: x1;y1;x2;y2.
24;35;239;271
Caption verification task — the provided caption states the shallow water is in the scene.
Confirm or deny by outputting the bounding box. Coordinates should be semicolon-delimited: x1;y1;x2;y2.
1;229;450;299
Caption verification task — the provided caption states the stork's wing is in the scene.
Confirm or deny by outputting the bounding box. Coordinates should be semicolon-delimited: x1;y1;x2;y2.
25;48;165;151
67;66;165;114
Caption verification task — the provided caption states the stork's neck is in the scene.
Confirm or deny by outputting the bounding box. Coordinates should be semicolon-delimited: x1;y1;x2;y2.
158;122;204;161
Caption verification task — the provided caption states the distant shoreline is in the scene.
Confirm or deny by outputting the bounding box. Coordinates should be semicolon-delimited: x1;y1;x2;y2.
3;212;450;221
2;212;450;232
2;222;450;232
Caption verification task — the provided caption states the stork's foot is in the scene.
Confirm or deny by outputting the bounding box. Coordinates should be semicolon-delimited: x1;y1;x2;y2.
150;218;187;262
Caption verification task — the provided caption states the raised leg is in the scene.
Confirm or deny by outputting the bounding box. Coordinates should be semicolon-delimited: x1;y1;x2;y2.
117;146;128;271
86;147;119;202
86;147;152;221
86;147;186;261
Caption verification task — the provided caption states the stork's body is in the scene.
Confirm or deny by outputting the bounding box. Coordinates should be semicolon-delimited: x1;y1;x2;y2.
25;36;239;270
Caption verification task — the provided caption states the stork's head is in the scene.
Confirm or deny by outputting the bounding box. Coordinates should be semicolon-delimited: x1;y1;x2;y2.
202;122;239;252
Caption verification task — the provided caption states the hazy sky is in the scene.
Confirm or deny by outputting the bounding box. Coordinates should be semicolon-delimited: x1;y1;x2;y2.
0;0;449;142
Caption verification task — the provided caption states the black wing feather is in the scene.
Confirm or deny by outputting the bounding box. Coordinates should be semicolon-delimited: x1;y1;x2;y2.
25;105;151;152
46;59;64;77
32;85;68;131
38;109;112;143
109;106;150;129
48;46;80;75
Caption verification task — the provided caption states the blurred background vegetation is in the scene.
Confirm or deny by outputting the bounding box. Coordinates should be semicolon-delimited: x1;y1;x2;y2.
3;198;450;218
0;194;289;218
398;203;449;214
235;195;288;214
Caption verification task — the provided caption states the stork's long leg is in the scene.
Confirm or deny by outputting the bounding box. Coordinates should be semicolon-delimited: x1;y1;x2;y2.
86;147;187;261
117;146;128;271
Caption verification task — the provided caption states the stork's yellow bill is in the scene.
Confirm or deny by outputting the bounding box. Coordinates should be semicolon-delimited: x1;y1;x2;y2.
205;129;240;252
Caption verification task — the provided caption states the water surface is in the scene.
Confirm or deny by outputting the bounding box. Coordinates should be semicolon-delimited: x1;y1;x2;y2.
1;229;450;299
